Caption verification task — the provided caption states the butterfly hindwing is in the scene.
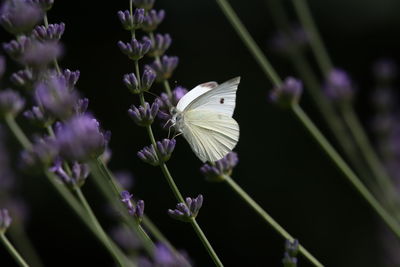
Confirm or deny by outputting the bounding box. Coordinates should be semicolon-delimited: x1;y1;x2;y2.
181;110;239;162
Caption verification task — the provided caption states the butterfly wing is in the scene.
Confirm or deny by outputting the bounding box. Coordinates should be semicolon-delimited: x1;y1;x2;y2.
181;110;239;162
176;81;218;112
182;77;240;116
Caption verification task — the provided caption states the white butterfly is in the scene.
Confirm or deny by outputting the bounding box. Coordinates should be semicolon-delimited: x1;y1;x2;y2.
171;77;240;163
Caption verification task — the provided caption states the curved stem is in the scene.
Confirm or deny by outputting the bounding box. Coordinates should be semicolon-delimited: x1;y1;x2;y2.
74;187;131;267
5;114;31;150
291;0;332;76
214;0;282;87
292;104;400;238
224;175;323;267
0;234;29;267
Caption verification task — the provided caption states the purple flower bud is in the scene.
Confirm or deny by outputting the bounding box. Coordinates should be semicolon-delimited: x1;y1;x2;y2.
0;0;43;35
34;75;80;120
117;8;144;31
324;68;353;102
60;69;80;90
282;239;299;267
150;55;178;82
50;159;90;187
157;86;188;122
123;73;140;94
0;56;5;79
56;114;109;161
10;69;35;89
0;208;12;233
128;100;159;127
118;37;152;60
137;138;176;166
74;98;89;115
29;0;54;11
132;0;155;11
3;36;31;60
168;194;203;222
141;66;156;91
142;9;165;32
200;152;238;182
269;77;303;108
20;136;59;168
373;58;398;82
33;23;65;41
120;191;144;222
0;89;25;117
20;40;63;68
148;33;172;57
23;105;54;127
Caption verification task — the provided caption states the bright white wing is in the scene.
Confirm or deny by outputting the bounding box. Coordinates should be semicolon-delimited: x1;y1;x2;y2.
181;110;239;162
183;77;240;117
176;81;218;112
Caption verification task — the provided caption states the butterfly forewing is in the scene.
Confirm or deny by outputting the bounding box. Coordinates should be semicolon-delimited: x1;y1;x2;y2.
176;82;218;112
182;77;240;116
181;110;239;162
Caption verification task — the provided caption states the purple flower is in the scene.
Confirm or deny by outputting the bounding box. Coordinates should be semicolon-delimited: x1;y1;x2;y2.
141;66;156;91
0;0;43;35
282;239;299;267
150;55;178;82
59;69;80;90
157;86;188;122
142;9;165;32
0;56;5;79
0;208;12;233
137;138;176;166
34;75;79;120
10;69;35;89
123;67;155;94
20;136;58;168
132;0;155;11
324;68;353;102
269;77;303;107
33;23;65;41
168;194;203;222
56;114;110;161
139;243;191;267
50;159;90;187
23;105;54;127
2;36;31;60
110;225;141;251
128;100;159;127
269;24;309;54
373;58;398;82
123;73;140;94
0;89;25;117
118;37;152;60
117;8;144;31
200;152;238;182
120;191;144;222
20;39;63;68
148;33;172;57
114;171;135;190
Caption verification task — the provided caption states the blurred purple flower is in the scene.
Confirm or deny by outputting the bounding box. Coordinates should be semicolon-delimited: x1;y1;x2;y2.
269;77;303;107
142;9;165;32
150;55;178;82
20;39;63;68
0;208;12;233
324;68;354;102
0;89;25;117
168;194;203;222
200;152;238;182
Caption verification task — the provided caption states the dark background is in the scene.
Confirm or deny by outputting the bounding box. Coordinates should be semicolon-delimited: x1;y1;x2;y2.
2;0;400;266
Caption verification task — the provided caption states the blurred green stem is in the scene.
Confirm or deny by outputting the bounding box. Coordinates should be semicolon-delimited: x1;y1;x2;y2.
223;175;323;267
292;104;400;238
0;233;29;267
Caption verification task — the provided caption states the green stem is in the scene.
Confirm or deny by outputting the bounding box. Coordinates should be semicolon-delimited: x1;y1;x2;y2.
340;104;400;208
224;175;323;267
5;114;31;150
214;0;282;87
189;218;224;267
291;0;333;76
74;187;131;267
292;104;400;238
0;234;29;267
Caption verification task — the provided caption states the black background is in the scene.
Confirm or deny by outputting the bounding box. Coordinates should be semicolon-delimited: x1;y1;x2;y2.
2;0;400;266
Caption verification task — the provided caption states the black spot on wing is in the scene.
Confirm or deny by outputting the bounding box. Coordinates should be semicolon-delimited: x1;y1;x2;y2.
220;98;224;104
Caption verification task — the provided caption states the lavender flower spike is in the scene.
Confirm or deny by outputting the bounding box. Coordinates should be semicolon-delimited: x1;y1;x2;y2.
50;160;90;187
120;191;144;222
168;194;203;222
324;68;353;102
20;39;63;68
269;77;303;108
117;8;144;31
0;208;12;233
150;55;178;82
10;69;35;89
142;9;165;32
33;23;65;41
20;136;58;168
56;114;110;161
118;37;152;60
137;138;176;166
128;100;159;127
200;152;238;182
0;89;25;118
148;33;172;57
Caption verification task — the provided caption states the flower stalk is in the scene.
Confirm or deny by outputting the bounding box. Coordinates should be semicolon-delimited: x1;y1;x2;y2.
0;233;29;267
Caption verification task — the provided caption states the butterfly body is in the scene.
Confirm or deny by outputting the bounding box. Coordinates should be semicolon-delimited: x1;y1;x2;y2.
172;77;240;163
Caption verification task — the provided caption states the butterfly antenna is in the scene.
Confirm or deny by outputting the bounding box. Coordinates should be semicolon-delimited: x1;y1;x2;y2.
163;118;172;129
144;91;160;99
